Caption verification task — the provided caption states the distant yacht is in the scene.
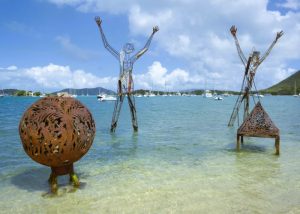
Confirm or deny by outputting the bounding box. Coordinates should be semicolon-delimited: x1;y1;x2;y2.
223;92;229;97
203;90;213;98
97;94;116;101
0;89;4;98
293;81;298;97
254;93;264;98
145;91;156;97
148;93;156;97
70;89;77;98
214;96;223;101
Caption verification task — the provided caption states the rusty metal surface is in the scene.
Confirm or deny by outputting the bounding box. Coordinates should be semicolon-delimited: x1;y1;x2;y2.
19;97;95;167
237;101;279;138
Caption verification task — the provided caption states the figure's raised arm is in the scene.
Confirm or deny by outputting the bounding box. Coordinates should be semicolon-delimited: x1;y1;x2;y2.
258;30;283;65
230;25;247;66
95;16;120;60
131;26;159;63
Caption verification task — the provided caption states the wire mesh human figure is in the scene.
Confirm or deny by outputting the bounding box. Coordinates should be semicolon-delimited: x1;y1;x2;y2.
228;25;283;126
95;16;159;132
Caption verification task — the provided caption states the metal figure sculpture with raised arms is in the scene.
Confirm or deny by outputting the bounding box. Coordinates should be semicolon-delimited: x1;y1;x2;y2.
95;16;159;132
228;25;283;127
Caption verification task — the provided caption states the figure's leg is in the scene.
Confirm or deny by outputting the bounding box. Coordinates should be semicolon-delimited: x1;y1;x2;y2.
127;93;138;131
111;80;124;132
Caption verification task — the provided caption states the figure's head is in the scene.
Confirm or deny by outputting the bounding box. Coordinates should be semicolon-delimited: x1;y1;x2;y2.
123;43;135;54
252;51;260;65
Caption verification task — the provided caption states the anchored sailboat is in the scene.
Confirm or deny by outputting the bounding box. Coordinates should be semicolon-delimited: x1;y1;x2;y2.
293;81;298;97
0;89;4;98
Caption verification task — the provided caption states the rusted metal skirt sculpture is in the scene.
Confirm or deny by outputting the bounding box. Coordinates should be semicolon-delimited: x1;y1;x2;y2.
19;97;95;193
237;102;280;155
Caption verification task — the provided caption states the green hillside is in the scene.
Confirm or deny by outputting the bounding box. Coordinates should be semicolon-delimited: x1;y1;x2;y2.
261;70;300;95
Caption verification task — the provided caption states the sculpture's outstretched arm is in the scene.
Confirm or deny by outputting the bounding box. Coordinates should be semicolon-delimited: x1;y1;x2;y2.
95;16;120;60
131;26;159;63
258;30;283;65
230;25;247;66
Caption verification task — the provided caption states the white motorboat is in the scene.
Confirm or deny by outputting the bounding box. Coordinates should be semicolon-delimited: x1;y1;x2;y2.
97;94;117;101
203;90;213;98
214;96;223;100
254;93;264;98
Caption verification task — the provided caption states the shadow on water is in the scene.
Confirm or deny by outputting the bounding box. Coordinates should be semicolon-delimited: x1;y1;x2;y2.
226;142;267;154
10;167;87;193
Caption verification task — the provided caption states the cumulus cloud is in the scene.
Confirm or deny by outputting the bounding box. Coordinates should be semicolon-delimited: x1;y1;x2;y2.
46;0;300;90
0;61;205;92
0;64;116;92
134;61;203;90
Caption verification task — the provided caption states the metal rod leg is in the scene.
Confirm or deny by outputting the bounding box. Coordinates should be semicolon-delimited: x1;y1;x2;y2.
110;80;124;132
48;172;58;193
275;136;280;155
127;94;138;131
110;95;124;132
237;135;240;151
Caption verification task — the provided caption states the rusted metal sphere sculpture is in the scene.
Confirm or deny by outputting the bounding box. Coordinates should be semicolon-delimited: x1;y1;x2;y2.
19;97;96;193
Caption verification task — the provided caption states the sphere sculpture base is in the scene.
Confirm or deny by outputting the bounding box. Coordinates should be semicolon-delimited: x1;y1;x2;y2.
48;164;79;193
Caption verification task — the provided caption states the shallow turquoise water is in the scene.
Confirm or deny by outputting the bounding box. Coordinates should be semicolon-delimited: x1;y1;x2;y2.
0;96;299;213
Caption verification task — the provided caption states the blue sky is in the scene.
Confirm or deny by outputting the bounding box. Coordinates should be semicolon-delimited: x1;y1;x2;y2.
1;0;300;92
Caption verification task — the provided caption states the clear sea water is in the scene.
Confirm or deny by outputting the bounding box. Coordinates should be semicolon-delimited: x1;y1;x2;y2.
0;96;299;213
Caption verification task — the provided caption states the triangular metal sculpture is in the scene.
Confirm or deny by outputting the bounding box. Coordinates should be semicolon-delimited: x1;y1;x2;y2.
95;16;158;132
228;25;283;127
237;102;280;155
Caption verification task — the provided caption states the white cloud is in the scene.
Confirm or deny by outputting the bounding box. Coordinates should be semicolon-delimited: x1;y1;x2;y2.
0;65;18;71
45;0;300;90
56;35;99;60
277;0;300;10
134;61;203;90
0;61;200;92
0;64;116;92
